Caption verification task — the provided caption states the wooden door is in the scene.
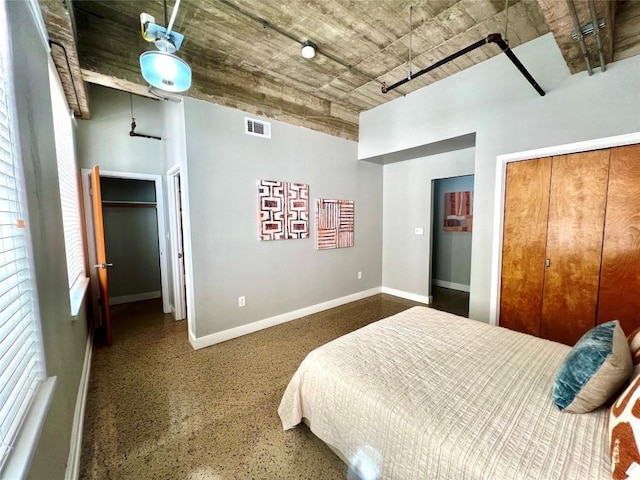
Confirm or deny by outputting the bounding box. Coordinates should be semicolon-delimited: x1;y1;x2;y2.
91;166;112;345
598;144;640;334
500;158;552;336
541;151;610;345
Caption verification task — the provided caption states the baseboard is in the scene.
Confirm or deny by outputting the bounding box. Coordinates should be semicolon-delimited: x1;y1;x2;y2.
109;291;161;306
381;287;431;305
432;279;470;293
65;330;93;480
189;287;383;350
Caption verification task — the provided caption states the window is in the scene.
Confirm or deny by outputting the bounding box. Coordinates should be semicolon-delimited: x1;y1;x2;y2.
0;1;47;473
48;61;87;315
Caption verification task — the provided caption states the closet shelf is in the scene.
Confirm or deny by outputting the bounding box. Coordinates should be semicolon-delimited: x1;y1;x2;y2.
102;200;157;208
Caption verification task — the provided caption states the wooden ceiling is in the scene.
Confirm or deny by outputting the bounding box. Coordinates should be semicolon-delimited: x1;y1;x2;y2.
40;0;640;141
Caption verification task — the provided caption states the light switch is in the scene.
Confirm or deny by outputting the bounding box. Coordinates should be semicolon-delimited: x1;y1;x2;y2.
415;227;424;235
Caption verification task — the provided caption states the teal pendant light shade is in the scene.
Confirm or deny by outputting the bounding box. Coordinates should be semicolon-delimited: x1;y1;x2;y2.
140;51;191;93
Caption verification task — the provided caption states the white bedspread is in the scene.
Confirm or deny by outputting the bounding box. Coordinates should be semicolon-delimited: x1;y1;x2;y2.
278;307;610;479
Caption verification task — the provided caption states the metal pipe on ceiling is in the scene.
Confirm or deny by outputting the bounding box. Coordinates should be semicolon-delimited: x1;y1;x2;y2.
587;0;606;72
567;0;593;75
489;34;545;96
381;33;545;97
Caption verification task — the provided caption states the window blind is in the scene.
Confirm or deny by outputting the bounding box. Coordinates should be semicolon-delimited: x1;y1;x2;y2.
0;21;44;470
48;64;86;289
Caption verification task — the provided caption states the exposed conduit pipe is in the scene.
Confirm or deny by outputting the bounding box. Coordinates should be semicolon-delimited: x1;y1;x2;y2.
48;40;81;117
382;33;545;96
588;0;606;72
129;94;162;140
129;120;162;140
567;0;593;75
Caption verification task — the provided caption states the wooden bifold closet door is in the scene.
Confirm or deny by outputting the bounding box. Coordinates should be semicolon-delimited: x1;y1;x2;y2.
500;144;640;346
499;158;551;337
540;151;609;345
597;144;640;334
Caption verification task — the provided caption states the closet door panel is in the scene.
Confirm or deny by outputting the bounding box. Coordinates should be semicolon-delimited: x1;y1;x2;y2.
598;144;640;334
499;158;551;336
541;150;610;345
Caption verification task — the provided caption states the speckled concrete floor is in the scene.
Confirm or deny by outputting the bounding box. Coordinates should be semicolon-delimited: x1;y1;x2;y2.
79;294;424;479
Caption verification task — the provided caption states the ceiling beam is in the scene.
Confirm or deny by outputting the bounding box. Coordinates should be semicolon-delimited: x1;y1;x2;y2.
613;0;640;62
39;0;91;119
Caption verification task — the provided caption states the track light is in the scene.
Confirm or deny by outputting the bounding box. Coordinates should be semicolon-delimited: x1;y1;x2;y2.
301;40;316;59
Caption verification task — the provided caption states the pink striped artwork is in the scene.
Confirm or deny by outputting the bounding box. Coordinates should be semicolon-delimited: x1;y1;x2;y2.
259;180;309;240
316;199;354;250
443;191;473;232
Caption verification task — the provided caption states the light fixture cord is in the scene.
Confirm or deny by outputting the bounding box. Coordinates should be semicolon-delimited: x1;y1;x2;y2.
130;93;135;122
504;0;509;45
166;0;182;35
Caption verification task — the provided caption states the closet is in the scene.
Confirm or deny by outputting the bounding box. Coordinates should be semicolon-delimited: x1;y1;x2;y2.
499;144;640;345
100;177;162;305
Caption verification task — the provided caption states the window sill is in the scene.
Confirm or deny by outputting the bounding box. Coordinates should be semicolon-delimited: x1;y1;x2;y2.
70;277;90;318
1;377;56;479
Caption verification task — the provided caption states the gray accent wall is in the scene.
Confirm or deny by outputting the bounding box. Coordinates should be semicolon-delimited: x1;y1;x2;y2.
361;33;640;322
183;99;383;338
432;175;474;289
8;2;91;478
76;85;165;175
102;206;161;298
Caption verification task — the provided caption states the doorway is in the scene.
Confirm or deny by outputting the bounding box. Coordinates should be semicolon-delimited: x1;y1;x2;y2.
81;169;170;336
167;164;187;321
430;175;473;317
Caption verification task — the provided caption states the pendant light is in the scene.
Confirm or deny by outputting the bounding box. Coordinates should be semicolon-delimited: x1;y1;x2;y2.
139;0;192;93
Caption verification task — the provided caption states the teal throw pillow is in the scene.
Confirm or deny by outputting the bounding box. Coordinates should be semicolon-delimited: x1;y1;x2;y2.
553;320;632;413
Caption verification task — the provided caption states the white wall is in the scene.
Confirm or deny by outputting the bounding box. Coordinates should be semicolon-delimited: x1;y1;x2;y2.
183;99;383;339
361;32;640;322
382;148;475;297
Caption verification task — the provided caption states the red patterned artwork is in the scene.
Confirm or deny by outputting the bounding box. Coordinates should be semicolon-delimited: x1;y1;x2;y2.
444;191;473;232
316;199;354;250
259;180;309;240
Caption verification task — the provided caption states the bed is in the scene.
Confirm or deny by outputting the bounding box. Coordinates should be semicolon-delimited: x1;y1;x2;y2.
278;306;611;479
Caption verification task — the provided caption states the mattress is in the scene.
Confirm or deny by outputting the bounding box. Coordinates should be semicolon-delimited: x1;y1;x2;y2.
278;307;610;479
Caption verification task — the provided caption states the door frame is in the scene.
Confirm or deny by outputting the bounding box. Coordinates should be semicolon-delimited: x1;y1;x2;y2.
489;131;640;327
166;164;186;320
81;168;171;320
429;175;474;296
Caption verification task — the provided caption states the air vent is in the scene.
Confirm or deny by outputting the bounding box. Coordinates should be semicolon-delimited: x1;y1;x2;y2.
245;117;271;138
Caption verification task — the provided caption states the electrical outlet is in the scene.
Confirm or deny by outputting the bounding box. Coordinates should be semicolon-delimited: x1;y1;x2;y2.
415;227;424;235
357;271;362;280
238;296;246;307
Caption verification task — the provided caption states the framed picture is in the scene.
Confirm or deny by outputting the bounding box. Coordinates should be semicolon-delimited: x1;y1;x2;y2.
443;191;473;232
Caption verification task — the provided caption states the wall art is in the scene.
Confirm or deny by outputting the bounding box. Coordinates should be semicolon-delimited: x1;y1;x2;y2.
258;180;309;240
443;191;473;232
316;199;354;250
